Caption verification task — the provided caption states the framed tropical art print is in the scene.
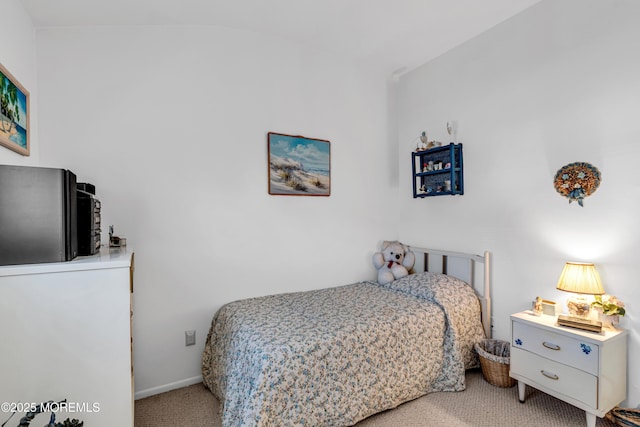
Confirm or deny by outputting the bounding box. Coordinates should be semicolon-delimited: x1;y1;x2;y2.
268;132;330;196
0;62;30;156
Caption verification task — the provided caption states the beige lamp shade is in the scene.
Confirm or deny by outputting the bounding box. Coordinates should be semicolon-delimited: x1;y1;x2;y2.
556;262;605;295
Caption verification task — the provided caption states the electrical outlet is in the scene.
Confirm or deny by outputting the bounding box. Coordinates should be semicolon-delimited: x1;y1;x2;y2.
185;330;196;346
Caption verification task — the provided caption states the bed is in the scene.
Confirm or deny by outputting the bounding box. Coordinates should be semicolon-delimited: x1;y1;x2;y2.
202;247;491;427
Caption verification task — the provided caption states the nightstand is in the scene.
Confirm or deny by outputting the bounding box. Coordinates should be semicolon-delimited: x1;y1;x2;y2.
510;311;628;427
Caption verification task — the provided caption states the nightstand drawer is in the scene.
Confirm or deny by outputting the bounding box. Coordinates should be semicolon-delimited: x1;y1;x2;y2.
512;321;599;375
511;347;597;408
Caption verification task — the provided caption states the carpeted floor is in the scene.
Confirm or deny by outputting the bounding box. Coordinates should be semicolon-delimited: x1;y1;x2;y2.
134;369;618;426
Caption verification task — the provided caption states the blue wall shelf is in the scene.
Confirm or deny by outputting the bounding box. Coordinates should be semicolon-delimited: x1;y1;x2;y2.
412;143;464;198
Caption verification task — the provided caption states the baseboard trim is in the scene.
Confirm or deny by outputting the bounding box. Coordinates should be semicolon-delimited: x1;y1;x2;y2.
134;375;203;400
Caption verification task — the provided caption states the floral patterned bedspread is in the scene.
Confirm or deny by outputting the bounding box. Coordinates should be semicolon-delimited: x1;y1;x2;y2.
202;272;485;427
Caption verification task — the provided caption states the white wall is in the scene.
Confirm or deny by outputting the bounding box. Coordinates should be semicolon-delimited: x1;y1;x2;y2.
396;0;640;406
0;0;38;165
35;25;396;396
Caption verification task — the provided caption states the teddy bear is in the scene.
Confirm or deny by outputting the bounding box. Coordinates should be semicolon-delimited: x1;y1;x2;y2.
372;240;416;285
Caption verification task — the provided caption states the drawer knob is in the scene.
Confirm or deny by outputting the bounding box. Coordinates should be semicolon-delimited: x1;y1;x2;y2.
542;341;561;351
541;370;559;380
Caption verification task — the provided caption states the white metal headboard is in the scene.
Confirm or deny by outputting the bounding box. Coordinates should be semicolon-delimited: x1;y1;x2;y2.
408;247;492;338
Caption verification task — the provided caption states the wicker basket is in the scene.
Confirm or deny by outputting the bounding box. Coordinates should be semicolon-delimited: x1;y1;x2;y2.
612;408;640;427
474;339;516;388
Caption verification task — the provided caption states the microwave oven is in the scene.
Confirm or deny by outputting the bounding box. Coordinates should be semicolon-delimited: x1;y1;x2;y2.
0;164;78;265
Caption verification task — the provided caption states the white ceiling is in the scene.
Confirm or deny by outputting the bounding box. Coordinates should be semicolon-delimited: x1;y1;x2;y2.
21;0;542;77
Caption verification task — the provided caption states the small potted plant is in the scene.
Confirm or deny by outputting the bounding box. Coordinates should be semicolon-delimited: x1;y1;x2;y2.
591;295;625;329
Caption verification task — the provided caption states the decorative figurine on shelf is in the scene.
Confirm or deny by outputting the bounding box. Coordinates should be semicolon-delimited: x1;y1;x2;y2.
417;131;429;151
533;296;543;316
415;130;444;151
422;163;428;173
426;140;442;150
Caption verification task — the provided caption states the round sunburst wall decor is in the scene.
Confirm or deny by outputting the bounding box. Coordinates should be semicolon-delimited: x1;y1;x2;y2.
553;162;601;207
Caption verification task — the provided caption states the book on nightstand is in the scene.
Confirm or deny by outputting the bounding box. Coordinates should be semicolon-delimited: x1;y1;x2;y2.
557;314;602;333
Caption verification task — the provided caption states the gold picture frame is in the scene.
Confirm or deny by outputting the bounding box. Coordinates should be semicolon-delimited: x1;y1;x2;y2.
0;62;30;156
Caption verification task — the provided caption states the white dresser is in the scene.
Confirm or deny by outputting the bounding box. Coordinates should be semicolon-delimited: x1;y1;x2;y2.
510;311;627;427
0;248;134;427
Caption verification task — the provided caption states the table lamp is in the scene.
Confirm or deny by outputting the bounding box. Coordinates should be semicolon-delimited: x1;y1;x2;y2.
556;262;605;319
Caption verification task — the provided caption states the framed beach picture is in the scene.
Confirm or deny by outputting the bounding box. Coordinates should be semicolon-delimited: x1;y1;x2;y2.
0;63;29;156
268;132;331;196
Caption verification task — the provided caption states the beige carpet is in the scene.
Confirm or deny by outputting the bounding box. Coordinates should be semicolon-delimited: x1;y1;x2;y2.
134;369;618;426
